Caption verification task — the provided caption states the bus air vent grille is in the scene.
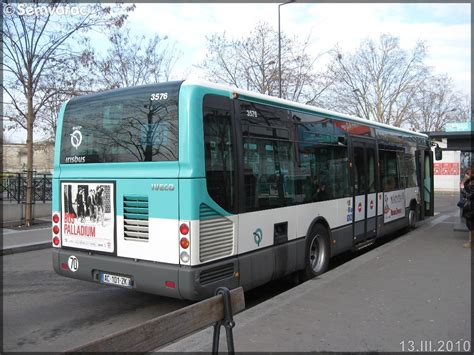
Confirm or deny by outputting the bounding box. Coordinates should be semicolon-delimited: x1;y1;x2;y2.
123;196;149;242
199;204;234;262
199;263;234;285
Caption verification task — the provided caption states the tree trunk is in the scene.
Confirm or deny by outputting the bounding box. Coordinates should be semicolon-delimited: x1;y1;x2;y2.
25;88;34;226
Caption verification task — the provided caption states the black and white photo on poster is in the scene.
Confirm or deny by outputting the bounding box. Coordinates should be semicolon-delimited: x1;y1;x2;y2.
61;182;115;253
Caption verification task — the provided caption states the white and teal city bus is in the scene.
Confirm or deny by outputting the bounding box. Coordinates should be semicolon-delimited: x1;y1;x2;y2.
52;80;434;300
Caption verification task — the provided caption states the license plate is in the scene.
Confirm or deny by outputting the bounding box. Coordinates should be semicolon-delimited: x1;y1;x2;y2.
100;272;133;288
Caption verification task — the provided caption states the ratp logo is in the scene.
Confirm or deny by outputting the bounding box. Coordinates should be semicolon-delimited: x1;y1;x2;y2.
70;130;82;149
253;228;263;247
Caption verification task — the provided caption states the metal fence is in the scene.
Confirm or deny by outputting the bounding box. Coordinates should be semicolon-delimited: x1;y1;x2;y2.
1;172;52;203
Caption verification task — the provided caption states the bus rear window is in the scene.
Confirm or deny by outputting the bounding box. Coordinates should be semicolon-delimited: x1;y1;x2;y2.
60;82;180;163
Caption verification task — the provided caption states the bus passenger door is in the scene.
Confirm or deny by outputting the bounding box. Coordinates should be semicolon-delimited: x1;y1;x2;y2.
417;149;434;218
351;138;377;245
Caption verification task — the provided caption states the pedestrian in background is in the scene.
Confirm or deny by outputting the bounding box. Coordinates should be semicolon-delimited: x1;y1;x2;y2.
460;168;472;189
458;168;474;247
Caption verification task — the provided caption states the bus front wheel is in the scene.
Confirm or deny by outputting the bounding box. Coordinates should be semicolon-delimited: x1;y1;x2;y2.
302;224;330;280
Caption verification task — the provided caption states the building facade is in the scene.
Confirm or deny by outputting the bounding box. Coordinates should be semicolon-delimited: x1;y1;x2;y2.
428;121;473;192
2;141;54;174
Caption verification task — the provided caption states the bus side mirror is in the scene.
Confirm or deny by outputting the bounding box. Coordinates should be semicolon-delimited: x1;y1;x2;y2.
434;145;442;160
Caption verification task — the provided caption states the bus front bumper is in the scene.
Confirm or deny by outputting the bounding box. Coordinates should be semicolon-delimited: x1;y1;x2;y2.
52;249;239;300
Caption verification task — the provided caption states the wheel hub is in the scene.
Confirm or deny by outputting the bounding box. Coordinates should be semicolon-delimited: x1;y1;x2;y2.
309;234;326;272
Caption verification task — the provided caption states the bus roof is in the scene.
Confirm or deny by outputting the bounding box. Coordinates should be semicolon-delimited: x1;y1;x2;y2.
182;79;428;139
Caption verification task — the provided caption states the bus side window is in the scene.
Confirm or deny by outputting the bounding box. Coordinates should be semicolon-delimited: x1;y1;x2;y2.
243;139;295;211
203;95;236;213
240;101;296;212
380;150;399;191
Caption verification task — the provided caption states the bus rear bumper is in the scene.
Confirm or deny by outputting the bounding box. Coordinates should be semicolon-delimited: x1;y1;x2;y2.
52;249;238;300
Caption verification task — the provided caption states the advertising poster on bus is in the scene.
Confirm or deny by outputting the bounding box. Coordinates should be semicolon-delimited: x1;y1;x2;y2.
61;182;115;253
383;190;405;223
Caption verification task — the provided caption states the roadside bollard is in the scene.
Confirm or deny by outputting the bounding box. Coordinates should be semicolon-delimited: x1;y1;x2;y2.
212;287;236;354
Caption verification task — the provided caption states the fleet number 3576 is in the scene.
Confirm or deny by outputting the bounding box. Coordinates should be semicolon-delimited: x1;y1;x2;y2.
150;93;168;101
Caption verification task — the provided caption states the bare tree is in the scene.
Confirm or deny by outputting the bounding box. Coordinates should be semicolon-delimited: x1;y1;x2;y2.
325;34;429;127
35;41;97;139
93;27;181;90
454;94;472;123
35;25;180;140
408;75;467;132
1;2;134;225
199;22;332;103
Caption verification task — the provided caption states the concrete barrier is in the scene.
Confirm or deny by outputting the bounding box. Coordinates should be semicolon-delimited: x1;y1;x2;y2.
2;201;51;227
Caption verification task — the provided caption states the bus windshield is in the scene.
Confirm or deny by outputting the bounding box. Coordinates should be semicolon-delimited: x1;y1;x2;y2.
60;82;181;164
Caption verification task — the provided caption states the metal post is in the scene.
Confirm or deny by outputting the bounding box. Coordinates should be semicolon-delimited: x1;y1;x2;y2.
42;174;46;203
278;4;281;98
17;173;21;203
352;88;363;117
278;0;295;99
212;287;236;355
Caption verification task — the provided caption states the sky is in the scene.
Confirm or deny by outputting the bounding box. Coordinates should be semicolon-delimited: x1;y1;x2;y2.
4;2;471;143
123;3;471;92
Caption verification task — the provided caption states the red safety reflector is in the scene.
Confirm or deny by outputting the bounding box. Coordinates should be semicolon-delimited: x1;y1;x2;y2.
165;281;176;289
53;225;60;234
53;236;60;246
180;237;190;249
179;223;189;235
52;214;60;223
60;262;68;270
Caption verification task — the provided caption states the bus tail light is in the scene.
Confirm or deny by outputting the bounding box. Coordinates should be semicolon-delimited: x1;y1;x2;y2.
179;221;191;264
180;237;189;249
52;212;61;248
180;251;189;263
179;223;189;235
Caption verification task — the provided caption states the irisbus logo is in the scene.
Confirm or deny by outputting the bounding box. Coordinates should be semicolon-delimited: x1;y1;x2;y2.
151;183;175;191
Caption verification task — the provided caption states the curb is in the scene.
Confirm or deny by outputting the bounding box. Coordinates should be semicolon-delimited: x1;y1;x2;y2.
1;221;50;229
1;242;51;256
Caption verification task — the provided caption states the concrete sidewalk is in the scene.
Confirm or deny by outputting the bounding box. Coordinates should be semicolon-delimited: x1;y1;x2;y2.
160;211;471;352
1;218;51;255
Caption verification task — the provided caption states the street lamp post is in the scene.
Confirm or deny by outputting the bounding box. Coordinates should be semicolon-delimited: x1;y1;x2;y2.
352;88;363;117
278;0;295;99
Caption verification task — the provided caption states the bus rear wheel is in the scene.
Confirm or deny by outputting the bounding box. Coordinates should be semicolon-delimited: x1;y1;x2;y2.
302;224;330;280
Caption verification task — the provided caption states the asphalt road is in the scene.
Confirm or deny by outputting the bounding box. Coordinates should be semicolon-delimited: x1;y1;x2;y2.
2;248;191;352
0;234;423;352
2;193;461;352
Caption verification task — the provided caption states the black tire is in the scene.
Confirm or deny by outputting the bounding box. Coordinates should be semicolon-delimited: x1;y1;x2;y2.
301;224;330;280
407;204;417;230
